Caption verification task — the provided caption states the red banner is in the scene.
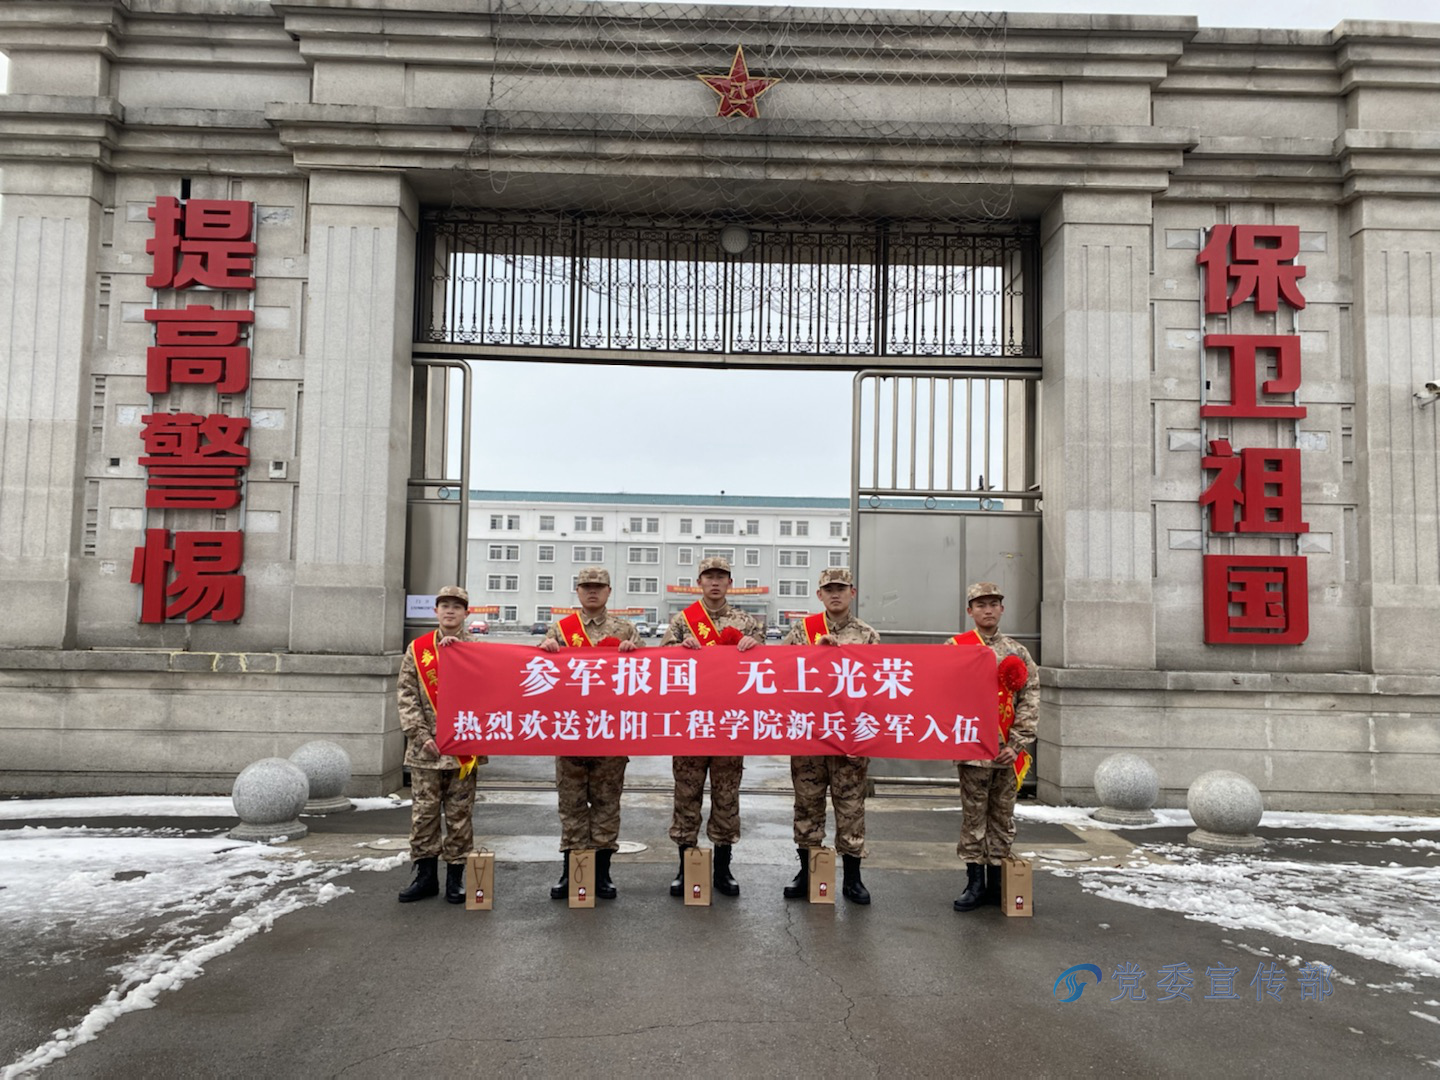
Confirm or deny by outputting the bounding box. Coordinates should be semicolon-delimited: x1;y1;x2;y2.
436;643;1000;759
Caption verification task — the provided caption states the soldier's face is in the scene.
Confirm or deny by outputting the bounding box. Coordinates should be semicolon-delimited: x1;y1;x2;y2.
817;583;854;616
699;570;731;601
435;598;467;631
968;596;1003;632
576;583;610;612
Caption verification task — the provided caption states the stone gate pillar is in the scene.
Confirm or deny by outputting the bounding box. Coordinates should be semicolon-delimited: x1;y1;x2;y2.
288;172;419;656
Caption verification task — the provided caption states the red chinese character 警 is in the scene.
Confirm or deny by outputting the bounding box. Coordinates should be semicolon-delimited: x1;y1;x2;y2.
1199;440;1309;535
139;412;250;510
1202;334;1306;420
1203;555;1308;645
146;197;256;291
130;528;246;624
1197;224;1307;315
144;305;253;394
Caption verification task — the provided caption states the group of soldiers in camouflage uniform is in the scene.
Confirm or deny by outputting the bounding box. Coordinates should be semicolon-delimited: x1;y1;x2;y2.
395;560;1037;912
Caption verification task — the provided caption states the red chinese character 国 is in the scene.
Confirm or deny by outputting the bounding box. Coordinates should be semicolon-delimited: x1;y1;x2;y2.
130;529;246;624
146;197;256;291
144;305;253;394
1199;440;1309;534
1203;555;1308;645
139;412;250;509
1197;224;1307;314
1202;335;1306;419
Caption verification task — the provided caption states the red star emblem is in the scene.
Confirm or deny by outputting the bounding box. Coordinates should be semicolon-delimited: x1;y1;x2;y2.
697;45;781;120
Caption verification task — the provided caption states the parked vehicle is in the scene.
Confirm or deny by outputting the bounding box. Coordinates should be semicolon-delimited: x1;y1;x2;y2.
529;622;548;635
634;622;650;638
468;619;490;635
765;625;784;640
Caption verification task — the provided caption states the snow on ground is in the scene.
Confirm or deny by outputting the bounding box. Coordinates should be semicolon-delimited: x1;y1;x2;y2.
986;803;1440;833
1052;842;1440;982
0;795;406;820
0;829;350;1078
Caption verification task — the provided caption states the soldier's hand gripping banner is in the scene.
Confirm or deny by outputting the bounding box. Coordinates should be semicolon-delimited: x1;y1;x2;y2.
437;643;1000;759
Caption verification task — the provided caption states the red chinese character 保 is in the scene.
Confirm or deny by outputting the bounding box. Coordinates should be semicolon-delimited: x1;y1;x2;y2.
1197;224;1308;315
144;305;253;394
139;412;250;510
1199;440;1310;535
130;528;246;624
146;197;256;291
1203;555;1308;645
1201;334;1307;420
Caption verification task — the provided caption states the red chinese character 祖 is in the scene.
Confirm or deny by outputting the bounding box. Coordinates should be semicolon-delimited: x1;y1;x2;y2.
1202;335;1306;420
1199;440;1309;534
139;412;250;509
130;529;246;624
144;305;253;394
146;197;256;291
1203;555;1308;645
1197;224;1307;315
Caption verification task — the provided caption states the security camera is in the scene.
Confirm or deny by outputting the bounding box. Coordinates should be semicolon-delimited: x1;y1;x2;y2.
1427;380;1440;395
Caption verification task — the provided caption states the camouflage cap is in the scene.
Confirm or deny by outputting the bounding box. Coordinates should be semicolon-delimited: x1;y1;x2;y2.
576;566;611;586
435;585;469;605
697;555;732;576
818;567;853;587
966;581;1004;603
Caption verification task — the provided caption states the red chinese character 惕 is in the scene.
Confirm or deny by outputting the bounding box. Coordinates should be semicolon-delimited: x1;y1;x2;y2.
1199;440;1309;535
146;197;256;290
130;529;246;624
1203;555;1308;645
144;305;253;394
139;412;250;509
1197;224;1307;315
1202;335;1306;420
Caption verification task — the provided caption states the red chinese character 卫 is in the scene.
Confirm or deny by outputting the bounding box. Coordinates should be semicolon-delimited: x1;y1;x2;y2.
1197;224;1307;315
1202;334;1306;420
146;197;256;291
1203;555;1308;645
130;529;246;623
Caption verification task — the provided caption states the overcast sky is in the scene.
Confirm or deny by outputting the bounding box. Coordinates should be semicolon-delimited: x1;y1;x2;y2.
3;0;1435;498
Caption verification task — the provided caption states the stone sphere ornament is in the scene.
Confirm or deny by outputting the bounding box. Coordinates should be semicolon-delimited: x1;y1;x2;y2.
289;739;354;815
229;757;310;842
1186;769;1265;852
1091;753;1159;825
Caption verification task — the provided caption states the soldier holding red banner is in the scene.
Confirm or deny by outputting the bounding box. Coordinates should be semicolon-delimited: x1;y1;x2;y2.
538;566;642;901
948;582;1037;912
396;585;486;904
780;567;881;904
661;555;763;897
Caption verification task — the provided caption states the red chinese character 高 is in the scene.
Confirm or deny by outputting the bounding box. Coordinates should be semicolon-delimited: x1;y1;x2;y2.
144;305;253;394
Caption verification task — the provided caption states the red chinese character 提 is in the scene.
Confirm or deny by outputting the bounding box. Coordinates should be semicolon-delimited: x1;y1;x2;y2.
1203;555;1308;645
139;412;250;509
146;197;256;290
1199;440;1309;534
144;305;253;394
1201;335;1306;419
130;529;246;623
1197;224;1307;314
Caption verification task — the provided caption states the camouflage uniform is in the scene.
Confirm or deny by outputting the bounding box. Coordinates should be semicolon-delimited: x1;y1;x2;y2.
782;611;881;857
662;600;764;846
953;627;1038;865
398;626;487;863
543;608;641;851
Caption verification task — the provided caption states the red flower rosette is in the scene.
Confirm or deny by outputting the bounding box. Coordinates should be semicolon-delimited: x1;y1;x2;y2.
718;626;745;646
998;654;1028;692
596;636;622;647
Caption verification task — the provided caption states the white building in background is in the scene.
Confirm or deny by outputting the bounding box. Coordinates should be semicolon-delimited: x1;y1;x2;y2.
467;491;854;629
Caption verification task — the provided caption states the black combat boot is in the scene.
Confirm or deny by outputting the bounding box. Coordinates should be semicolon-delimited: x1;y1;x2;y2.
841;853;871;905
953;862;985;912
668;843;692;897
550;851;570;900
713;843;740;897
596;848;617;900
397;856;439;903
783;847;809;899
444;861;466;904
984;863;1003;906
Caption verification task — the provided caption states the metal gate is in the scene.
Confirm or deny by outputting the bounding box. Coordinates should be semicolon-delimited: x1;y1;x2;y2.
851;369;1042;781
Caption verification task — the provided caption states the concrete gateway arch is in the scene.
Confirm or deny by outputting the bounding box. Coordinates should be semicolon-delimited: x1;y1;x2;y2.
2;0;1439;807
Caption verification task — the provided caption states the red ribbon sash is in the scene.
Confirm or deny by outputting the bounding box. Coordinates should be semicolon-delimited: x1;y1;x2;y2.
948;629;1031;788
412;630;475;777
557;612;592;648
803;611;830;643
682;601;725;646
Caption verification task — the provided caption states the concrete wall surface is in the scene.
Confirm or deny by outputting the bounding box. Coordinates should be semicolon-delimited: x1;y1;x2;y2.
2;1;1439;805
